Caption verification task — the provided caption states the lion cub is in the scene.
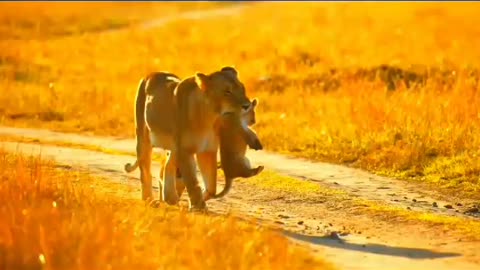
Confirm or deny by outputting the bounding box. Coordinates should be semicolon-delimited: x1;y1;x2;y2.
207;98;264;200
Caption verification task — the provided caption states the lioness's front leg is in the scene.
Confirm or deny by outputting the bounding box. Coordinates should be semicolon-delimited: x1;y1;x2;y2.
162;151;179;205
177;150;206;211
196;151;217;201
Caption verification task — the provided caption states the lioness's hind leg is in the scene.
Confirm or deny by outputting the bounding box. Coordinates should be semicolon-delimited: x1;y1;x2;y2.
157;153;168;200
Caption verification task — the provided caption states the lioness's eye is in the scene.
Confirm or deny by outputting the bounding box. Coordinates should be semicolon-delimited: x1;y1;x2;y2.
224;89;232;96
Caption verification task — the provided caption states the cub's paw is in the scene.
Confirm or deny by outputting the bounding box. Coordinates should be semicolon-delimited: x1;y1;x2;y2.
249;138;263;151
255;165;264;175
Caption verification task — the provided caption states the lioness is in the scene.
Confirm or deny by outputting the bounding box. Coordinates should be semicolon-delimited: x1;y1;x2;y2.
205;98;264;200
124;72;262;202
128;67;254;211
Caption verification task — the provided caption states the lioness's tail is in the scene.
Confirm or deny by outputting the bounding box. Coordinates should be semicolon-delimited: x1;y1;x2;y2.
124;77;147;173
124;160;139;173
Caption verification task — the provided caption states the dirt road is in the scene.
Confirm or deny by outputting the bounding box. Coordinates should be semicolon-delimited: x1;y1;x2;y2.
1;126;479;270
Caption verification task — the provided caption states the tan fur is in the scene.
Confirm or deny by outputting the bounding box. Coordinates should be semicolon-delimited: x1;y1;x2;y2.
205;98;264;200
124;67;254;211
123;72;182;202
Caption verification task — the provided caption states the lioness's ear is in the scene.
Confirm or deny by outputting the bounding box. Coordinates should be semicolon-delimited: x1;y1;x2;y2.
195;72;208;91
221;66;238;77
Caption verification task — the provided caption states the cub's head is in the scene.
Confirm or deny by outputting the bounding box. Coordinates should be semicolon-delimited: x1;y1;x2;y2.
195;66;251;114
242;98;258;126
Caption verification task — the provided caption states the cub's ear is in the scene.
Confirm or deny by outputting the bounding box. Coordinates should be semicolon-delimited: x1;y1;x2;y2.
251;98;258;108
221;66;238;77
195;72;208;91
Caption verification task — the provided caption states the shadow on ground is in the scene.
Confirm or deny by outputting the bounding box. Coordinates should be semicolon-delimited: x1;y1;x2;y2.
284;231;461;260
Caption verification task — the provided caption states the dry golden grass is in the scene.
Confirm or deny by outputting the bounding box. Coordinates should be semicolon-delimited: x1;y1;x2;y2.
1;2;480;199
0;149;331;270
0;2;223;40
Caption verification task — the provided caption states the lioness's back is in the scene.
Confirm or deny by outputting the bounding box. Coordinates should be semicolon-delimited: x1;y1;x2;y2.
144;72;181;137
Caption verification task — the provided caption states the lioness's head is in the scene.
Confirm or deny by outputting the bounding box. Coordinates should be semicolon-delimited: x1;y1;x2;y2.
195;66;251;114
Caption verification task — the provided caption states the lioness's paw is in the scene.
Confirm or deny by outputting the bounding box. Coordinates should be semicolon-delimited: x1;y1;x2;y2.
148;199;162;208
163;194;180;206
142;192;154;202
188;198;208;213
189;204;209;214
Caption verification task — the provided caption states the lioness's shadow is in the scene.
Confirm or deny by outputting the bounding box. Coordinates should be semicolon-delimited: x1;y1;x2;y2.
284;231;460;260
197;209;460;260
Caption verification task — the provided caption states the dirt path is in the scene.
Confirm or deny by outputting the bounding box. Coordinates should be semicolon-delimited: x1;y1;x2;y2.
81;3;248;38
1;126;480;270
0;126;477;218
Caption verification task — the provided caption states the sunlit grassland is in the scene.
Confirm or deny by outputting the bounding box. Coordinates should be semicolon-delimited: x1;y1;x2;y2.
1;2;480;199
0;2;224;40
0;150;331;270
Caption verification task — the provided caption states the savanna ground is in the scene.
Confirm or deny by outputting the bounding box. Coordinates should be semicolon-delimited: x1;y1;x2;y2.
1;1;480;269
0;149;329;270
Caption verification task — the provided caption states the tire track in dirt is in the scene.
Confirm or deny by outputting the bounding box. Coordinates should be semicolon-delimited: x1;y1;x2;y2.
1;127;480;269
